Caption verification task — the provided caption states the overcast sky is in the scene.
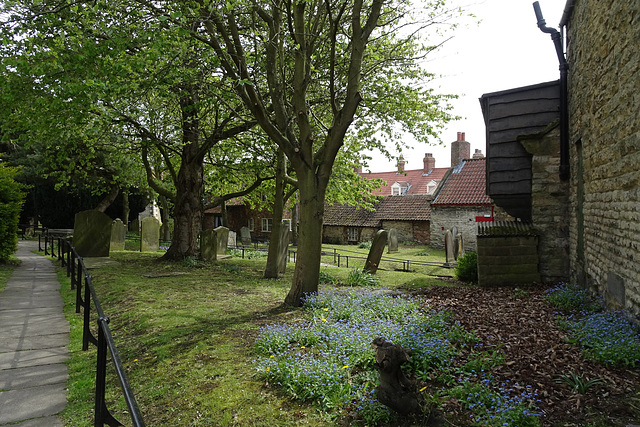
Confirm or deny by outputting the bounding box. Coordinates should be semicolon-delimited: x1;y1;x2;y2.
365;0;566;172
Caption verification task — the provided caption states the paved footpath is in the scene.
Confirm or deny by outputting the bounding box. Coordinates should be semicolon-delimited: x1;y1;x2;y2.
0;240;68;426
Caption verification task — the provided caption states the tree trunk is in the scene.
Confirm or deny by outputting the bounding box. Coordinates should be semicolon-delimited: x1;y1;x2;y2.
284;170;324;306
264;149;286;278
121;189;130;228
159;195;172;241
94;185;119;212
290;200;298;246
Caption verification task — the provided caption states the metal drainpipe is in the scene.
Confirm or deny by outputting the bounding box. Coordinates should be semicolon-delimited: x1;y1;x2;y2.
533;1;570;181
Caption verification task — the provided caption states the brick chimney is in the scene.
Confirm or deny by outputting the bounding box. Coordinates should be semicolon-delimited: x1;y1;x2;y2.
451;132;470;166
472;149;485;159
423;153;435;173
396;155;406;173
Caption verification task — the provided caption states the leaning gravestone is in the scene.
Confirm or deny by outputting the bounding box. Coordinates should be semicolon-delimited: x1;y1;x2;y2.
276;226;290;274
240;226;252;246
200;229;217;261
110;218;127;252
364;229;388;274
387;228;398;254
140;217;161;252
228;230;237;248
445;229;455;265
214;226;230;256
73;210;112;257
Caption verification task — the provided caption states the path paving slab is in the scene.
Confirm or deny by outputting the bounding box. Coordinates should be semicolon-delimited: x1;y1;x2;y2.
0;384;66;425
0;363;68;389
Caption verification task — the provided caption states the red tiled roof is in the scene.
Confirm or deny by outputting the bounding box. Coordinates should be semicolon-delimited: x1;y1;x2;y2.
359;167;449;196
324;195;432;227
431;158;492;206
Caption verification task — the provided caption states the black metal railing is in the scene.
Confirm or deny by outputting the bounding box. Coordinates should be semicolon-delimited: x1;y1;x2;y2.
49;236;145;427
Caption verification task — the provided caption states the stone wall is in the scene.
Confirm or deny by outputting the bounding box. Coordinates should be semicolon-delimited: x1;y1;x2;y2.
566;0;640;313
520;124;570;283
430;206;492;251
380;220;430;244
477;235;540;287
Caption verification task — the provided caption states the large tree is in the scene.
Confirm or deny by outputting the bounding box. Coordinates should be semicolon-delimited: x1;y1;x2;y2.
184;0;459;305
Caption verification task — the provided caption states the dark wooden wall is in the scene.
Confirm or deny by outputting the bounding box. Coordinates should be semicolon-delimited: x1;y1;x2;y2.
480;80;560;220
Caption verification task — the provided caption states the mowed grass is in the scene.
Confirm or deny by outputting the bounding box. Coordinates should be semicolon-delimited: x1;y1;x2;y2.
55;244;451;426
54;244;451;426
0;263;16;293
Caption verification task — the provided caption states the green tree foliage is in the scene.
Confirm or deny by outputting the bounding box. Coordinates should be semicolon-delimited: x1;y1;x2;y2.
0;164;25;261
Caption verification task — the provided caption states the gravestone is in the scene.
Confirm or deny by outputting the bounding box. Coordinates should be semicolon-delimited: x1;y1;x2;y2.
228;231;237;248
364;229;388;274
387;228;398;254
240;226;252;246
214;226;230;255
200;229;217;261
445;229;455;265
140;217;161;252
276;226;290;274
110;218;127;252
456;235;465;260
72;210;112;257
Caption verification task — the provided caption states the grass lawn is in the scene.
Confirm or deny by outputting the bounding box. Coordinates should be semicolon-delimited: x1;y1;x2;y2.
55;244;454;426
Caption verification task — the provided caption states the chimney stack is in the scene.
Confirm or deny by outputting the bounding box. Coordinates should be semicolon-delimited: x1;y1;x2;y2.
397;155;406;173
451;131;470;166
423;153;435;173
472;149;485;159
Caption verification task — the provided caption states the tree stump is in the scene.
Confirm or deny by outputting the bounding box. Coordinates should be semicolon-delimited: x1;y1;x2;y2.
371;337;420;415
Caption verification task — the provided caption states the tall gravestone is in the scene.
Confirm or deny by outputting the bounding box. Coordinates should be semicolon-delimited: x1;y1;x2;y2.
456;235;465;260
73;210;112;257
140;217;160;252
240;226;252;246
214;226;230;256
200;229;217;261
276;226;290;274
110;218;127;252
445;229;455;265
387;228;398;253
228;231;237;249
364;229;388;274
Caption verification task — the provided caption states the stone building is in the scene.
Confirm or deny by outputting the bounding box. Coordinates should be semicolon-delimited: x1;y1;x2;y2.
480;1;639;314
563;0;640;313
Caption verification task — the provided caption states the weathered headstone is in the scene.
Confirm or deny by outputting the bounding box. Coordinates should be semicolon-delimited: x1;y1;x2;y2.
72;210;112;257
140;216;161;252
200;229;217;261
276;226;290;274
214;226;230;256
387;228;398;253
445;229;455;265
364;229;388;274
240;226;252;246
228;230;237;248
455;235;465;260
110;218;127;252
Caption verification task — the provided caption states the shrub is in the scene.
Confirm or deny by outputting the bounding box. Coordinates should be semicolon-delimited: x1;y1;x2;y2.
357;241;372;249
0;165;25;261
455;251;477;283
545;283;602;313
318;271;337;284
345;268;380;286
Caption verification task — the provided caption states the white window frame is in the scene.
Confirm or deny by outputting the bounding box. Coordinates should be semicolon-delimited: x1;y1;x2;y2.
347;227;359;242
261;218;273;232
391;182;406;196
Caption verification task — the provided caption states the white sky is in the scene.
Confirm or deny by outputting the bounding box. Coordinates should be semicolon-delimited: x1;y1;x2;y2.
365;0;566;171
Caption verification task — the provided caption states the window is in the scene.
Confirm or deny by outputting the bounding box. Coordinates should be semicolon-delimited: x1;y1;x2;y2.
347;227;359;242
248;218;254;232
391;181;409;196
261;218;273;232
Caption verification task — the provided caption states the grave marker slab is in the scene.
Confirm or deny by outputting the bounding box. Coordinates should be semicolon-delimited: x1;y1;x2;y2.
110;219;127;252
240;226;252;246
140;217;160;252
445;229;455;265
214;226;230;256
364;229;388;274
72;210;112;257
387;228;398;253
200;229;217;261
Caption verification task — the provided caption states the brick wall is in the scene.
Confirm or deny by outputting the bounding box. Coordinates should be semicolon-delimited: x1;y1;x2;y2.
567;0;640;313
430;206;493;251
